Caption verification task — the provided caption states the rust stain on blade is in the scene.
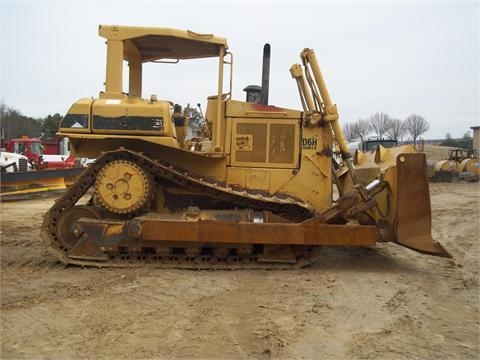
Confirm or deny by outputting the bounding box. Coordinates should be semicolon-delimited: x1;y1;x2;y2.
396;153;451;257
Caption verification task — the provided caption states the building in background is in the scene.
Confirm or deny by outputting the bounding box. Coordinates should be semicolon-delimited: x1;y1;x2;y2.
471;126;479;151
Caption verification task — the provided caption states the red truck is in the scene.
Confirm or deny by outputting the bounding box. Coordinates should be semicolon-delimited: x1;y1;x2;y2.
4;136;79;169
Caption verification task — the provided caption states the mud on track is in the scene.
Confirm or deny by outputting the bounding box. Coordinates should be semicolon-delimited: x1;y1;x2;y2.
1;183;479;359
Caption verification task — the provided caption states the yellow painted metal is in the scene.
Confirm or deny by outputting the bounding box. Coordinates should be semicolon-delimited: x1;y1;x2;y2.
98;25;227;100
214;47;225;152
226;99;301;119
50;25;447;259
301;49;334;113
354;145;418;172
349;145;416;233
434;160;458;173
432;149;479;179
289;64;315;112
124;40;142;97
92;98;174;136
460;158;480;175
95;160;152;214
299;48;350;158
230;117;300;168
66;133;179;157
98;25;227;56
0;177;66;196
60;99;94;133
104;39;124;98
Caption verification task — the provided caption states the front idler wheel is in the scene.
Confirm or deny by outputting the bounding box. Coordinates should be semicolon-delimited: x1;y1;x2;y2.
57;205;101;249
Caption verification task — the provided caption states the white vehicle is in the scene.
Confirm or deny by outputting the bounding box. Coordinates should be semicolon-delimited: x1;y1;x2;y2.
0;151;32;172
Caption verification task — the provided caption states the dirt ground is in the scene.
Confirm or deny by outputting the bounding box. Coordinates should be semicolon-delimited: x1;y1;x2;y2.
0;182;479;359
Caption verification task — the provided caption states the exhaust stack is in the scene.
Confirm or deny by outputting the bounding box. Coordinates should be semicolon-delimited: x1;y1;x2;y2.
260;43;270;105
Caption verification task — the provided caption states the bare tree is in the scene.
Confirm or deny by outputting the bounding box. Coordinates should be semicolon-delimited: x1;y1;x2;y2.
369;112;391;138
343;122;358;142
355;118;371;141
403;114;429;146
387;118;405;140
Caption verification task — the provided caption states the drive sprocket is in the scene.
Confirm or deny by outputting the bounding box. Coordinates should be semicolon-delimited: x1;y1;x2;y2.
94;159;153;214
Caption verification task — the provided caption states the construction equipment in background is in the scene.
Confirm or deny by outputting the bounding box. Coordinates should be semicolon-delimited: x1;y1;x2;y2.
41;25;449;269
1;137;86;199
352;138;399;152
432;148;479;182
4;135;86;169
1;151;31;172
4;136;44;168
1;167;84;199
458;149;479;180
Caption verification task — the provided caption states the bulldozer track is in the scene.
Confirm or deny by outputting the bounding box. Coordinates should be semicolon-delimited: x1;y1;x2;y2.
41;149;318;269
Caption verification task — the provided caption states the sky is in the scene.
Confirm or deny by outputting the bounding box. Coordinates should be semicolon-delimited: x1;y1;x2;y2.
1;0;478;139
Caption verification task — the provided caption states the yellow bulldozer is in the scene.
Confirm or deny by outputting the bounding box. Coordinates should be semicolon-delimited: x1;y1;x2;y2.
41;25;449;268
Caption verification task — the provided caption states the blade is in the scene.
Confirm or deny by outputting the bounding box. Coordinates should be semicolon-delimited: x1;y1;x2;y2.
396;153;451;257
